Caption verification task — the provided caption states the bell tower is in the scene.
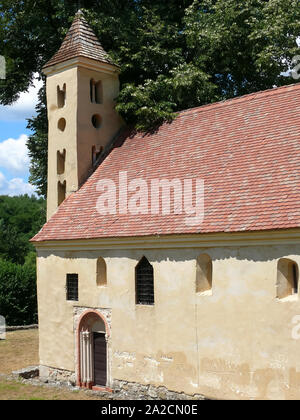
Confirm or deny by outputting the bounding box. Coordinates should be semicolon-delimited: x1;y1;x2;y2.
43;10;123;220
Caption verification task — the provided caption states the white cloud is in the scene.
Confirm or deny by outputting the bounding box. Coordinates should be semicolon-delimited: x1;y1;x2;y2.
0;171;6;189
0;74;43;121
0;170;36;197
0;134;30;174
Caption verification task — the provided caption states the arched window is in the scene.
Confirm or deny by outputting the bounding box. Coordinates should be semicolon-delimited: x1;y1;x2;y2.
57;149;66;175
277;258;298;299
196;254;212;294
90;79;95;102
136;257;154;305
57;84;66;108
57;180;66;206
95;81;103;104
90;79;103;104
92;145;103;165
96;257;107;287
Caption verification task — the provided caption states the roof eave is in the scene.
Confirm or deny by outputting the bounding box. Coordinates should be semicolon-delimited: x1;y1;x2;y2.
31;228;300;249
42;55;120;76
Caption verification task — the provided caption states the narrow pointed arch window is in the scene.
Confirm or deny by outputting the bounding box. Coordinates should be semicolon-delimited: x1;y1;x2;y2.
136;257;154;305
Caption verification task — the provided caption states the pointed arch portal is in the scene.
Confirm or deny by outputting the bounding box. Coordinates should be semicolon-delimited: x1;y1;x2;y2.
77;310;110;390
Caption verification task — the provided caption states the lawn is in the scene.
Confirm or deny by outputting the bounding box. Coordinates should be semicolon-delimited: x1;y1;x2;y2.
0;329;107;400
0;377;106;400
0;330;39;374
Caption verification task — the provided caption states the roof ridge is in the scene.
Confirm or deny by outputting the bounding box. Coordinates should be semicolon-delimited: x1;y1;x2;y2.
178;82;300;117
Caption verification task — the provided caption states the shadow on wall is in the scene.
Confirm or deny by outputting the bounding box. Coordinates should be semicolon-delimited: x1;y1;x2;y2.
38;242;300;263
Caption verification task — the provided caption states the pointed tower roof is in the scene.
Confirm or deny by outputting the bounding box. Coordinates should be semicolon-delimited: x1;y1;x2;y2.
43;10;116;69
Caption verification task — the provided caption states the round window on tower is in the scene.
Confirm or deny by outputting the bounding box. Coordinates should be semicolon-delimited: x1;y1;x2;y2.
58;118;66;132
91;114;102;129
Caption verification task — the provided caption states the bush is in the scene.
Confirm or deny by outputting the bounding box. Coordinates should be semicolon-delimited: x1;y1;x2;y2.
0;259;37;326
0;195;45;265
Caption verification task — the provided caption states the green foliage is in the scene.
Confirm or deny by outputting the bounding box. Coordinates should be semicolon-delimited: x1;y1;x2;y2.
117;64;216;131
24;252;37;268
0;195;45;265
184;0;300;98
27;84;48;197
1;0;300;194
0;259;37;325
0;196;45;325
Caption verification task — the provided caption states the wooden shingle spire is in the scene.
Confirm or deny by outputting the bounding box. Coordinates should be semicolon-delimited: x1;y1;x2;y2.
43;10;115;69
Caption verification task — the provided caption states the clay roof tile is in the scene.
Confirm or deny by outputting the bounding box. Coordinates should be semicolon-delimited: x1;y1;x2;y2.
32;83;300;242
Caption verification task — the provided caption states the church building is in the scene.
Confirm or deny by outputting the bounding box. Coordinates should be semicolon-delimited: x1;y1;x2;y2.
32;11;300;400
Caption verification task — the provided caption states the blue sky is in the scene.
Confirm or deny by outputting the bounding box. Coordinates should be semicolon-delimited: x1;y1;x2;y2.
0;76;43;196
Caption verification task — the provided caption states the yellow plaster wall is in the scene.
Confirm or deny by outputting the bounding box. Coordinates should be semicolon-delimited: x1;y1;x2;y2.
45;62;123;220
36;240;300;400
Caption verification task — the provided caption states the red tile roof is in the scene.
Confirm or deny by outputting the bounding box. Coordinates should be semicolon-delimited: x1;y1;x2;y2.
32;83;300;242
43;10;115;69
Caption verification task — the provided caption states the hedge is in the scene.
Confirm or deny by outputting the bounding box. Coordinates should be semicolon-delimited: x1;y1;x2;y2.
0;259;37;326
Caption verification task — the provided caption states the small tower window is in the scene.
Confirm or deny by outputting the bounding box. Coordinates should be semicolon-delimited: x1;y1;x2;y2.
136;257;154;305
196;254;212;294
277;258;299;299
90;79;103;104
92;114;102;129
96;257;107;287
57;84;66;108
90;79;95;102
58;118;66;132
95;81;103;104
92;145;103;165
57;149;66;175
66;274;78;301
58;180;66;206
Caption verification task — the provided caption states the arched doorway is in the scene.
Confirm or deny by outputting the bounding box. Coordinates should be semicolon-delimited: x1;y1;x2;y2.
77;310;110;389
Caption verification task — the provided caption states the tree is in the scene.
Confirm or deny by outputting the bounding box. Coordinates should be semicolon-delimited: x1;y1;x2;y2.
0;195;46;264
0;259;37;325
184;0;300;97
1;0;300;196
0;196;45;324
27;86;48;197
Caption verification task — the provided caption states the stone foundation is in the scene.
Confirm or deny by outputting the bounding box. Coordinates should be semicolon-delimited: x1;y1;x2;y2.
39;365;76;386
112;379;205;400
38;367;205;399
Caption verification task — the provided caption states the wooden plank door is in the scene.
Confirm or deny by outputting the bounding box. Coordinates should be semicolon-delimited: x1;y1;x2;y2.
93;332;107;386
